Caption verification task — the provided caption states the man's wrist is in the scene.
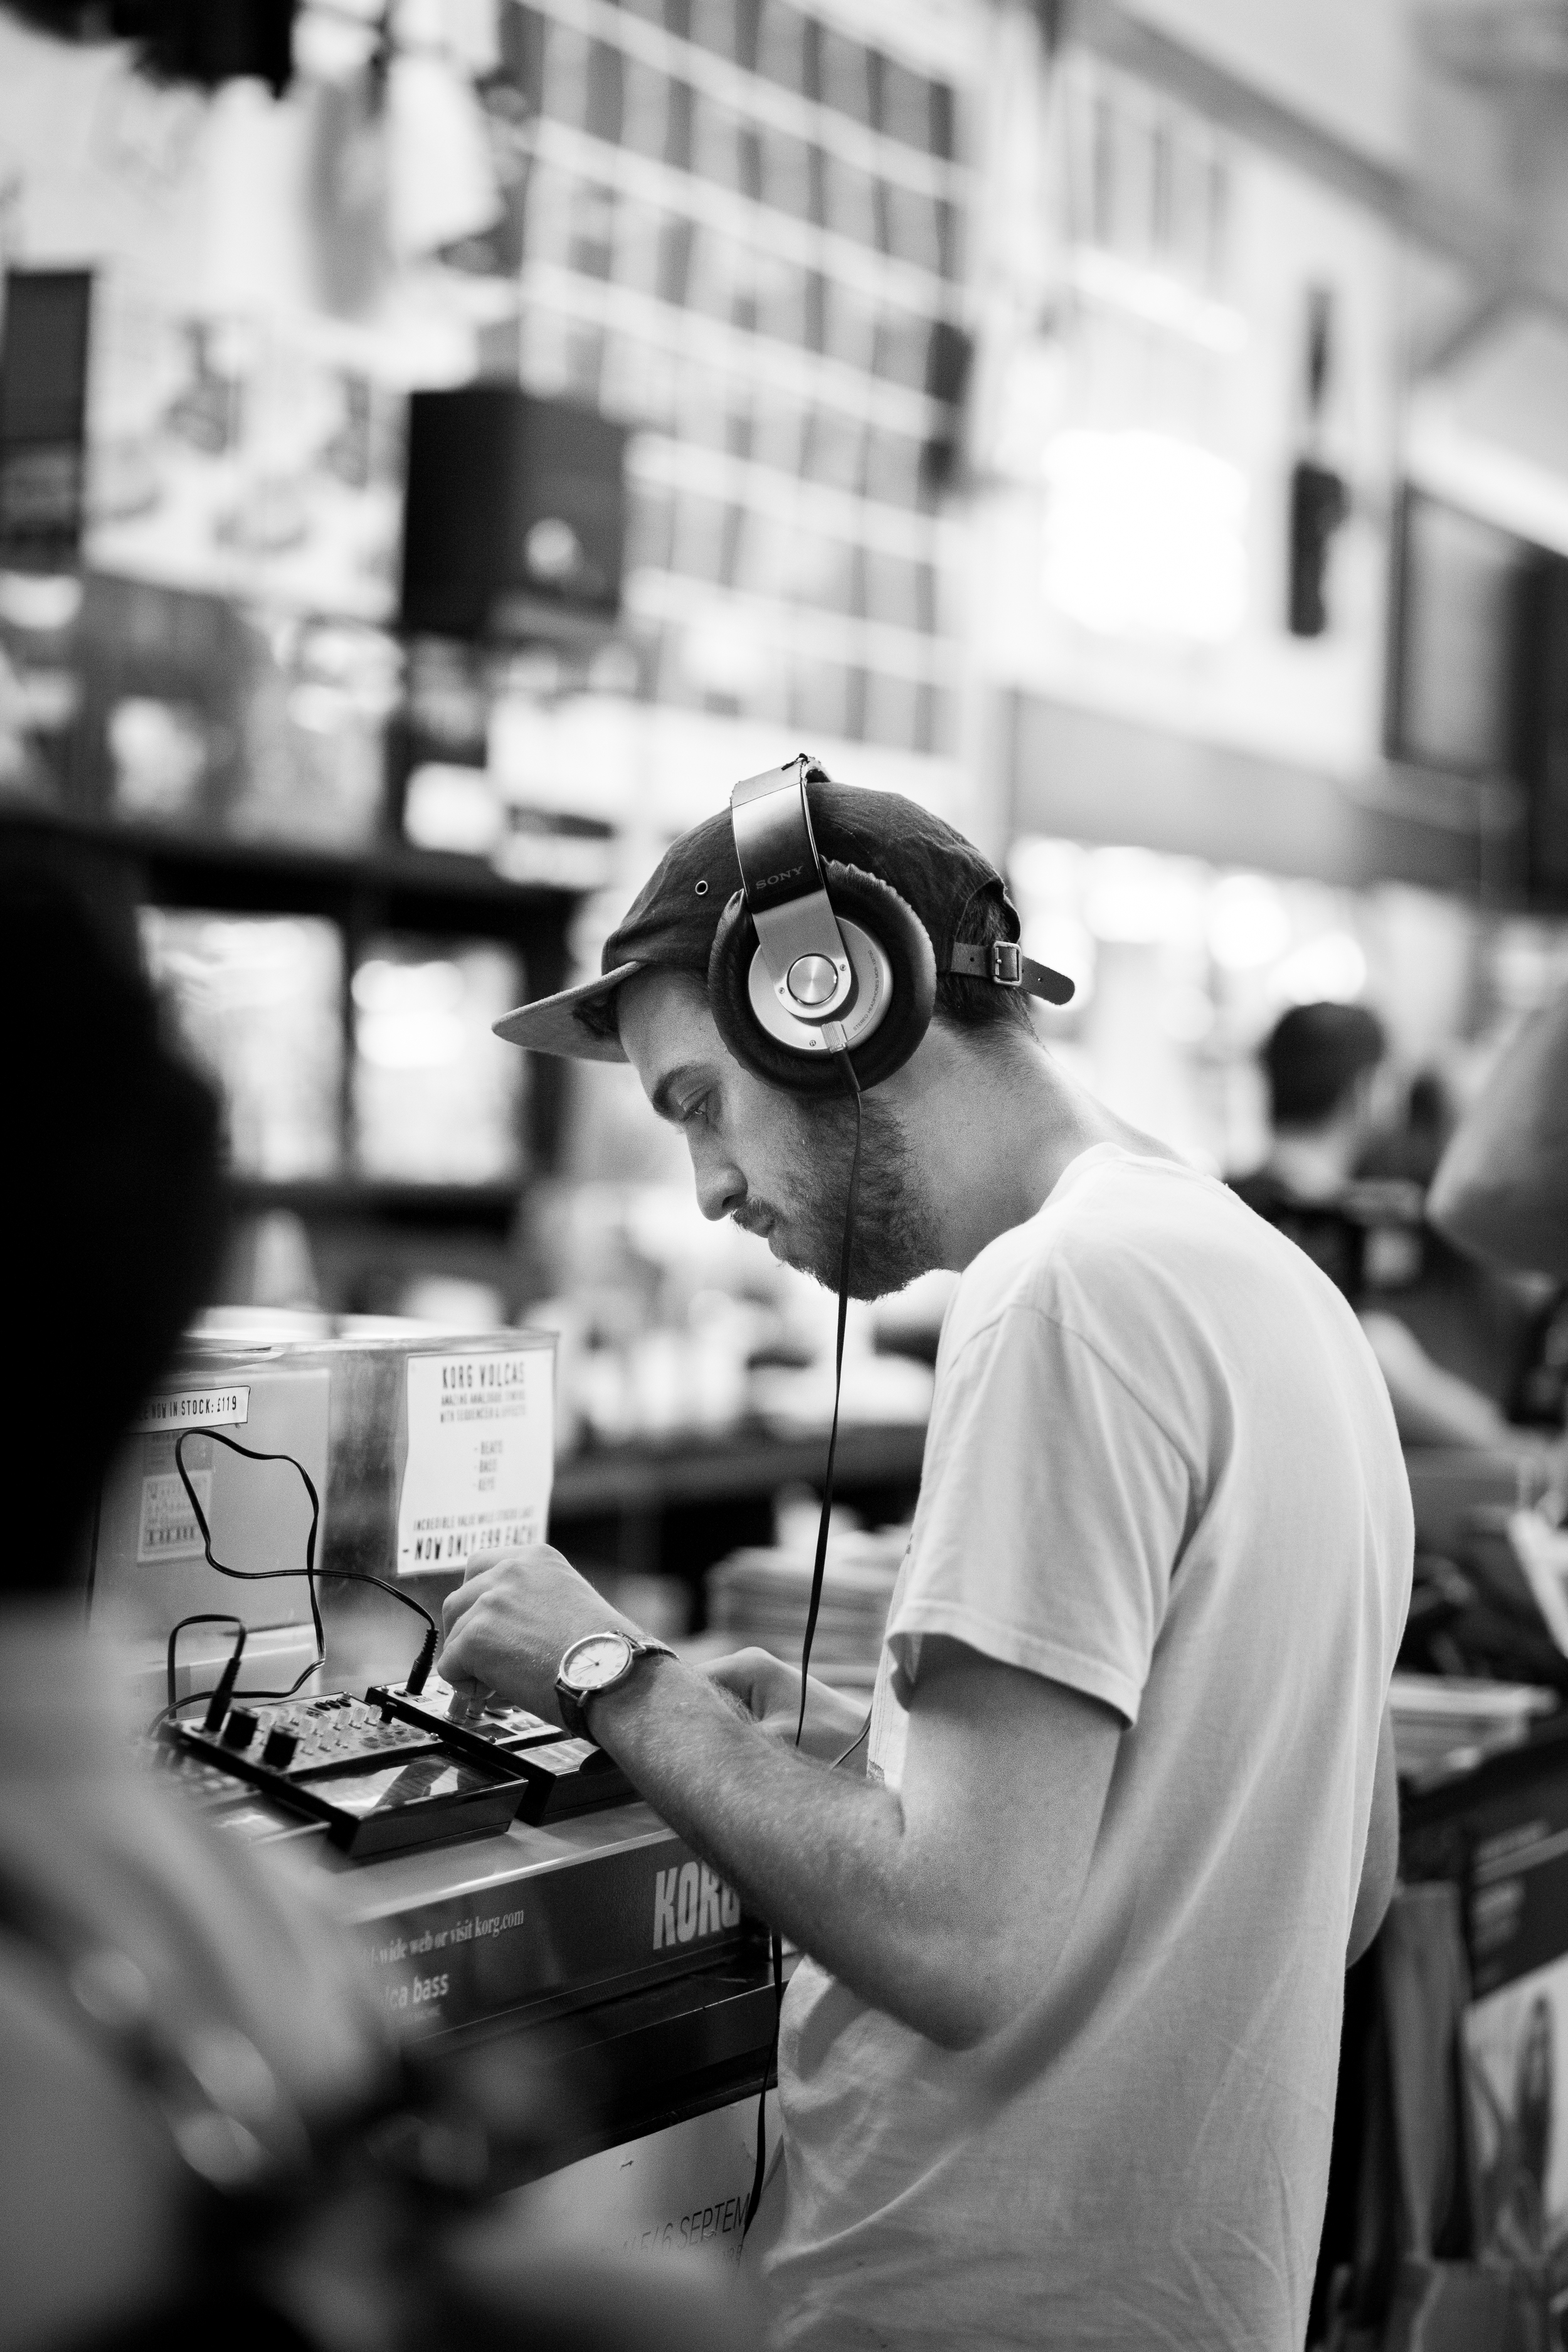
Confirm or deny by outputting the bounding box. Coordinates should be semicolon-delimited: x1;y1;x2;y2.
581;1646;680;1746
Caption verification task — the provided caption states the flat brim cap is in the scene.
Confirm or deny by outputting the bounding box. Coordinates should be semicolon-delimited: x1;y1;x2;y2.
490;960;648;1060
492;805;738;1058
492;781;1013;1061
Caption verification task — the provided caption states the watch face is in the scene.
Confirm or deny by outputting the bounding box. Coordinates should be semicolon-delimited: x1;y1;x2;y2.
564;1632;634;1694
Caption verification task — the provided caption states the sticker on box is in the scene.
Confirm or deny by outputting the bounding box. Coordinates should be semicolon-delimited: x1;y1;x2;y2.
397;1349;553;1574
137;1469;213;1562
131;1386;250;1435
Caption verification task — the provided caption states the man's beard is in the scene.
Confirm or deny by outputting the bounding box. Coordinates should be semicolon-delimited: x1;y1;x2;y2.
741;1088;939;1301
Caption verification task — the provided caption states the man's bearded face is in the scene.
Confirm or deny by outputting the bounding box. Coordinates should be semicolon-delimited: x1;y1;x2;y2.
617;968;940;1301
731;1086;938;1301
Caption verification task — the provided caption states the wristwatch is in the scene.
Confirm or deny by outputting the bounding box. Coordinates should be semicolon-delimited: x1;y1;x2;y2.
555;1628;675;1739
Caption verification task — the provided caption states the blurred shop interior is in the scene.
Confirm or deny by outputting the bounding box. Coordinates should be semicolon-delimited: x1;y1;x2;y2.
13;0;1568;2328
4;0;1568;1690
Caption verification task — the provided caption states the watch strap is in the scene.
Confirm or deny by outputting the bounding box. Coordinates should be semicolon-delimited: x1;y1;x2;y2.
555;1682;590;1741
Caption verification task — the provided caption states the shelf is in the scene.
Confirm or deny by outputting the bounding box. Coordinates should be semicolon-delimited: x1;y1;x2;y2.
225;1177;522;1232
550;1421;928;1517
1402;1710;1568;1841
1;803;584;939
445;1956;780;2185
8;797;580;1175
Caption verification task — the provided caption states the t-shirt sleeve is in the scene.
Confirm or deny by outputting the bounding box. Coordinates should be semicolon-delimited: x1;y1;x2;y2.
887;1303;1193;1725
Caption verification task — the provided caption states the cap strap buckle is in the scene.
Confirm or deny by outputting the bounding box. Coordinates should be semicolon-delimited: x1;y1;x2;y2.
944;939;1076;1007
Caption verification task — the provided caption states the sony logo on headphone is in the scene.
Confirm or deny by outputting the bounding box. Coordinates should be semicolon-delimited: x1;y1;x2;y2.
758;864;805;889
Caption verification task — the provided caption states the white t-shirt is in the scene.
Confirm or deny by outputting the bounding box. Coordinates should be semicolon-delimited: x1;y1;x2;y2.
750;1143;1412;2351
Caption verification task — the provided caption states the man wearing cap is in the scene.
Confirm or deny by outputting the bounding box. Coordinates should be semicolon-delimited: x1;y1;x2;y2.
439;771;1409;2351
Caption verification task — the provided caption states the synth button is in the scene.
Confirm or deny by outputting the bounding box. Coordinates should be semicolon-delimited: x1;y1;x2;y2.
220;1708;258;1751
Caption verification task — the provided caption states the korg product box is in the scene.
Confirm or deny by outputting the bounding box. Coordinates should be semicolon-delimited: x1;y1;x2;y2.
93;1326;556;1709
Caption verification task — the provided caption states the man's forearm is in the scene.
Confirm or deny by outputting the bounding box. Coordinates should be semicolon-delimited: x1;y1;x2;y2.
436;1552;1113;2047
590;1656;988;2048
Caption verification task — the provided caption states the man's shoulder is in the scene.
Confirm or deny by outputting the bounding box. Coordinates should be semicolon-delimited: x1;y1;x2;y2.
960;1149;1250;1317
943;1145;1350;1410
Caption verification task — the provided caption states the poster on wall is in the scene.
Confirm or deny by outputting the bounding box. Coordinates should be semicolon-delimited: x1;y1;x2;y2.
87;283;406;622
1463;1960;1568;2333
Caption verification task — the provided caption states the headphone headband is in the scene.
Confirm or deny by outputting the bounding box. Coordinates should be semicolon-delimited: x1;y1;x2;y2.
730;755;828;915
730;756;858;1034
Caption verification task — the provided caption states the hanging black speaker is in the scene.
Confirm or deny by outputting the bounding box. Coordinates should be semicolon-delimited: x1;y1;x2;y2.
1513;549;1568;911
920;319;972;497
1287;285;1349;639
399;388;628;644
1288;458;1350;638
0;269;92;571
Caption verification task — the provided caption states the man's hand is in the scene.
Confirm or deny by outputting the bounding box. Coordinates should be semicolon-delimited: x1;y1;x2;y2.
438;1547;638;1727
701;1648;866;1763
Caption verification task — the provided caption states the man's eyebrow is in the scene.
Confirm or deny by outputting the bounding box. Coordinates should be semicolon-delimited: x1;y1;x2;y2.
650;1062;711;1123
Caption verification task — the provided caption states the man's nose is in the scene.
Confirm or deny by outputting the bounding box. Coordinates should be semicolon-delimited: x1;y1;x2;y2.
689;1135;747;1224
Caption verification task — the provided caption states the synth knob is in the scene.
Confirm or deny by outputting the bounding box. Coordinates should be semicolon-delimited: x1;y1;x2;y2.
220;1707;258;1751
261;1726;299;1770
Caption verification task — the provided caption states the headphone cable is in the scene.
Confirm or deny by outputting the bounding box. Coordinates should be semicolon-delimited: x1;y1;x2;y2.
744;1050;864;2238
794;1055;863;1734
829;1710;872;1772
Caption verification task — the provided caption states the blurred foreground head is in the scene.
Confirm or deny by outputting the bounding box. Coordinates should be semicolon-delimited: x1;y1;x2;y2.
1;2;295;93
1;854;225;1595
1429;989;1568;1279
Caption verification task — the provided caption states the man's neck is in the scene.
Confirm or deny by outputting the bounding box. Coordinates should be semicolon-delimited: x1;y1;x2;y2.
908;1030;1179;1272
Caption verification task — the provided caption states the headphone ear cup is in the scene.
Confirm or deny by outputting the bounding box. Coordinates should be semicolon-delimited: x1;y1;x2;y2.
709;888;770;1074
707;863;936;1094
827;864;936;1089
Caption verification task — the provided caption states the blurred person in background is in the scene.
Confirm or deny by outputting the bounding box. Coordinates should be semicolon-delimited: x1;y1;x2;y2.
0;852;748;2352
1233;1000;1529;1450
1231;1001;1389;1290
439;782;1407;2352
